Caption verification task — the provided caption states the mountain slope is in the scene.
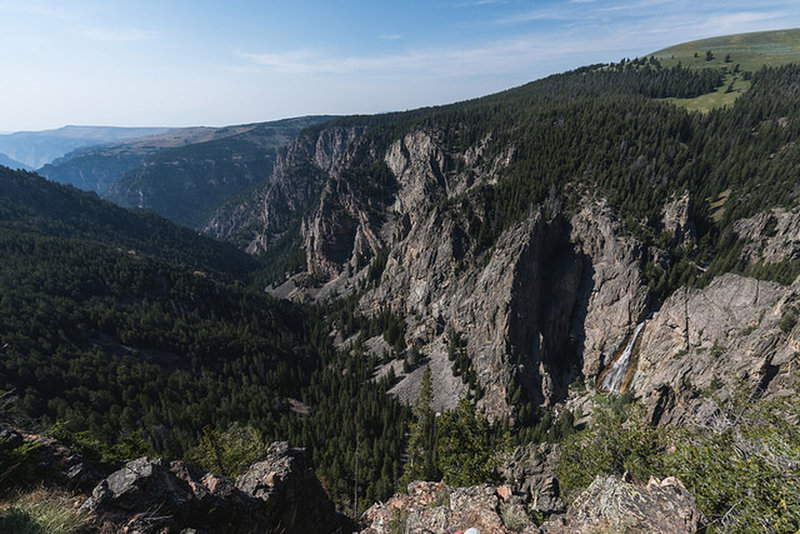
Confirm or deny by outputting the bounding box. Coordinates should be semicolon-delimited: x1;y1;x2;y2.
0;125;168;169
207;50;800;424
35;125;242;195
652;28;800;72
0;166;260;280
104;116;334;228
652;28;800;111
0;153;31;171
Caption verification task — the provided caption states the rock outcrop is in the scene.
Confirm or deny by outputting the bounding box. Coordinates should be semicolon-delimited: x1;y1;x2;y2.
0;423;103;492
632;272;800;425
539;475;700;534
205;125;368;255
361;481;541;534
83;442;343;534
734;207;800;264
500;443;565;515
362;474;699;534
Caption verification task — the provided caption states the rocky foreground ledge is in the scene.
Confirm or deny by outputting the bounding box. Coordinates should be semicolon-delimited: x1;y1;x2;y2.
361;475;699;534
81;441;352;533
2;424;700;533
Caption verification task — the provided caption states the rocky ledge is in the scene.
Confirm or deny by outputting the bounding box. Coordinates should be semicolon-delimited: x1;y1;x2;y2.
361;474;699;534
82;441;348;534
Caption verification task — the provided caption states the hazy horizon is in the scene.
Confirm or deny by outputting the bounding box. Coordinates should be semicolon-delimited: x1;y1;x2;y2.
2;1;800;133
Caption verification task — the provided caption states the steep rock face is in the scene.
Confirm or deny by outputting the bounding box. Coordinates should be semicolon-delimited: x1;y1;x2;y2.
661;190;696;246
735;207;800;264
568;199;650;385
365;131;650;415
206;125;367;254
632;273;800;424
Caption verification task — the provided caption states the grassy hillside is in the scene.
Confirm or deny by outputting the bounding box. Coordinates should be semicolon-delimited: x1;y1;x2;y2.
653;28;800;71
651;28;800;112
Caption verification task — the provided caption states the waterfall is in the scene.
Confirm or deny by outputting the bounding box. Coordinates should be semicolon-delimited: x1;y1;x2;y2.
600;322;645;393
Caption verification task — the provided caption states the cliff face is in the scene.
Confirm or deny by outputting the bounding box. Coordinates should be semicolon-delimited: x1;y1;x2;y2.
205;125;367;254
633;272;800;424
206;119;799;422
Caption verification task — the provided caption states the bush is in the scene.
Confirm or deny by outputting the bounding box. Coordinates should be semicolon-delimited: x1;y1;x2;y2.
560;390;800;533
0;438;40;489
664;394;800;533
558;395;664;502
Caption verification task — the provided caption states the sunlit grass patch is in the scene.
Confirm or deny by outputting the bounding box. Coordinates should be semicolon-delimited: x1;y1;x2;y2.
0;487;91;534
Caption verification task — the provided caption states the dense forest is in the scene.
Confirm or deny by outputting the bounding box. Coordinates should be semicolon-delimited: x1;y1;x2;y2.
1;54;800;530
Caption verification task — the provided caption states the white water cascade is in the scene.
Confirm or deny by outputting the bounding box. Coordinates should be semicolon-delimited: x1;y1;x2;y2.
600;322;645;393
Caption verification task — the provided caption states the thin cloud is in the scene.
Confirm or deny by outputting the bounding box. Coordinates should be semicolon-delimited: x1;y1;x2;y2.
0;3;74;21
495;8;572;24
236;35;605;79
380;34;402;41
81;26;157;42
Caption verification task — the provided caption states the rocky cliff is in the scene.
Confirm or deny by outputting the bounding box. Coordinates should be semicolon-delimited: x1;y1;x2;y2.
206;113;800;423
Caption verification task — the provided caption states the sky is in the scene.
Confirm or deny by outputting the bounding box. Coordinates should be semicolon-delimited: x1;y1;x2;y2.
1;0;799;132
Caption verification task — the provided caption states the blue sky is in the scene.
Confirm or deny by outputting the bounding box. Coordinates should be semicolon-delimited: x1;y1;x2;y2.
1;0;799;131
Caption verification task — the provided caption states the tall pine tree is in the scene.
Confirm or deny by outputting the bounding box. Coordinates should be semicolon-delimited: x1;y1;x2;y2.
400;365;440;485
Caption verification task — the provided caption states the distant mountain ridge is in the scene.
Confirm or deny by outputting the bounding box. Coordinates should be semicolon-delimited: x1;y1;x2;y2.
0;125;169;168
0;153;32;171
39;116;335;229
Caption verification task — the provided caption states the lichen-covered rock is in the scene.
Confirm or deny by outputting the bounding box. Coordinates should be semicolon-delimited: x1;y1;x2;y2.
360;481;541;534
539;475;700;534
235;441;338;531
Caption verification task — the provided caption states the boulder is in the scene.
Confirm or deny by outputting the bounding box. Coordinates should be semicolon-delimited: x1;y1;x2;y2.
361;481;541;534
236;441;339;531
500;443;565;515
539;475;700;534
84;442;341;534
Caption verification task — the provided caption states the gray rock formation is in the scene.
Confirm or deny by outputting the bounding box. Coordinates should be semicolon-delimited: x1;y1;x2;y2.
206;126;368;255
500;443;565;515
83;442;342;534
362;474;699;534
539;475;700;534
631;273;800;425
661;190;696;246
360;481;541;534
735;207;800;264
235;441;338;530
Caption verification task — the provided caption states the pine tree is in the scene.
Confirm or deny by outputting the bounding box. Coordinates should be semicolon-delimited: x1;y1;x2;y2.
400;365;439;486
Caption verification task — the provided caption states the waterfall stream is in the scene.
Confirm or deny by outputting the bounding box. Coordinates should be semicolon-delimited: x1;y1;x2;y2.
600;322;645;393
